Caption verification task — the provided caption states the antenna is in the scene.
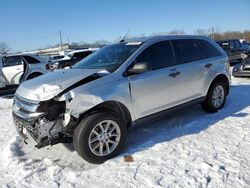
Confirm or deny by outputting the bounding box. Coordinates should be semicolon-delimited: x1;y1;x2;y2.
120;29;131;43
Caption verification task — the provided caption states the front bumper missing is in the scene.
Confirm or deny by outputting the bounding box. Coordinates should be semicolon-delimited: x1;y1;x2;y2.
13;112;72;148
13;112;38;146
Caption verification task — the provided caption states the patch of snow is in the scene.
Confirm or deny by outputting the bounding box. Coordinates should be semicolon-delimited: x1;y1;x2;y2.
0;77;250;187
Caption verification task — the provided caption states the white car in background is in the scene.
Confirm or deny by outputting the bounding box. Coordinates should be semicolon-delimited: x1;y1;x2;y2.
0;54;51;89
48;55;65;62
50;48;99;69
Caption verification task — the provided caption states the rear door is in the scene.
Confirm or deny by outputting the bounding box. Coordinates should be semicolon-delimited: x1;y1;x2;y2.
171;39;210;103
127;40;180;119
2;56;23;85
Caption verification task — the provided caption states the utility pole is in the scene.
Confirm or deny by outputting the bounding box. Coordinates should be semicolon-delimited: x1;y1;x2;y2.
59;30;62;51
211;27;215;40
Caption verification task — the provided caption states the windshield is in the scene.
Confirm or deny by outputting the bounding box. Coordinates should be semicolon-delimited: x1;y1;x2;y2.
243;43;250;50
73;42;142;72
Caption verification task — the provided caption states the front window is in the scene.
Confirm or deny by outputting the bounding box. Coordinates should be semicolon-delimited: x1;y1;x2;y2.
243;43;250;50
73;43;142;72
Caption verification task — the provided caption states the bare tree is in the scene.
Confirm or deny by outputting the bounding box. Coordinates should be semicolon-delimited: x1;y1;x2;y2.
0;42;11;54
168;29;185;35
193;29;209;36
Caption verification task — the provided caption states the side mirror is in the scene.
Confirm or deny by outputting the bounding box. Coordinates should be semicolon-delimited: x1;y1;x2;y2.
125;62;149;76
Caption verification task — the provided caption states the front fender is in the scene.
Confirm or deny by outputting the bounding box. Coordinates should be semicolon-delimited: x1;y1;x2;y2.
66;78;135;121
67;93;104;118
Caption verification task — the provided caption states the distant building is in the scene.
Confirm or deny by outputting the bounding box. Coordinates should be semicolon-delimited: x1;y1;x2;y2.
24;44;70;55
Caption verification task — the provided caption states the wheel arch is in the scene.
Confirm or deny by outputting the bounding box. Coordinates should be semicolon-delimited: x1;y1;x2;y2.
77;100;132;129
207;74;230;96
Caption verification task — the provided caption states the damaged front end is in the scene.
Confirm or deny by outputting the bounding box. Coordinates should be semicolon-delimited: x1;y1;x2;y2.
12;71;106;148
12;94;76;148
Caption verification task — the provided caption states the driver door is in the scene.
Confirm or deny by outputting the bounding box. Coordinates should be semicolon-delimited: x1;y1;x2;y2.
127;40;180;119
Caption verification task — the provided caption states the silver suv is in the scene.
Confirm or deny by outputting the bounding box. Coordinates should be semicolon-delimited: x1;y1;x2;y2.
12;35;230;164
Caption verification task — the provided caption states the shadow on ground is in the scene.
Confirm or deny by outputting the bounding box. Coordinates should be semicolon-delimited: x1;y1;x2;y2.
123;84;250;155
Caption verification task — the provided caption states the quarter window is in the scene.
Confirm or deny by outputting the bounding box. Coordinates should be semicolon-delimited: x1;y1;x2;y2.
172;39;206;64
136;41;175;70
22;56;40;64
198;39;221;58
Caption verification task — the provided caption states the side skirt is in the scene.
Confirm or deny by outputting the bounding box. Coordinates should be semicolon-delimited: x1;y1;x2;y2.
132;97;206;127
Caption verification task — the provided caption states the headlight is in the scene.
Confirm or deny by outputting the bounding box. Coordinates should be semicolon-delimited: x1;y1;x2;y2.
233;68;238;72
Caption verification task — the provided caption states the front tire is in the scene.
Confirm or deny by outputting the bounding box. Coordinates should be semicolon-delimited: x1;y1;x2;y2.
73;112;127;164
202;80;227;113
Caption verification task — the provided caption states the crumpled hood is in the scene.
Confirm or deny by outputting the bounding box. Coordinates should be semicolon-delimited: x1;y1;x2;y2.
16;69;101;101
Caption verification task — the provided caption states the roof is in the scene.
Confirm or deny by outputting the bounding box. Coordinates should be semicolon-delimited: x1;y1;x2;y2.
2;53;49;62
67;48;99;55
122;35;213;45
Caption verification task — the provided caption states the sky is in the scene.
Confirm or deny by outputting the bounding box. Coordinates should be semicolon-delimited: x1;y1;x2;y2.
0;0;249;52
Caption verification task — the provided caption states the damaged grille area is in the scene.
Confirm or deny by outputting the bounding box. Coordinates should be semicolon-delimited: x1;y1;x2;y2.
12;94;71;148
37;99;66;121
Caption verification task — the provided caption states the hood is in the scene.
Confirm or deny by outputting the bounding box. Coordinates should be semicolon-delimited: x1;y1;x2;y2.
16;68;102;101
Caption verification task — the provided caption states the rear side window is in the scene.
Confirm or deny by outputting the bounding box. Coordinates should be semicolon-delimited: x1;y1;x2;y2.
172;39;206;64
136;41;175;70
198;39;222;58
22;56;40;64
2;56;22;67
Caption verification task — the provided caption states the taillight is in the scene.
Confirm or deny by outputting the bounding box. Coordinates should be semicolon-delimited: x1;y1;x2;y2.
45;63;50;70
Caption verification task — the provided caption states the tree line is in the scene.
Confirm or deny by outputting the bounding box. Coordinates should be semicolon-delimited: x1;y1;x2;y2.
1;29;250;54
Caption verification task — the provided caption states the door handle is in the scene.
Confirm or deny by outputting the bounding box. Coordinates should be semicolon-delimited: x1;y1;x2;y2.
205;63;212;68
169;71;180;78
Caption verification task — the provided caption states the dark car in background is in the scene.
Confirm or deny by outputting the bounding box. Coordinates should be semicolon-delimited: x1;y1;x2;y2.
216;39;248;65
232;58;250;77
241;41;250;58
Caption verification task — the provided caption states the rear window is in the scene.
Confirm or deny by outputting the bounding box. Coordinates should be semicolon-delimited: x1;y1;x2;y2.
198;39;222;58
172;39;206;64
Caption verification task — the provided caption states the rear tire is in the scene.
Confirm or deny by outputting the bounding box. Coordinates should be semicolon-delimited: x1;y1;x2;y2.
202;80;227;113
73;111;127;164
